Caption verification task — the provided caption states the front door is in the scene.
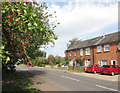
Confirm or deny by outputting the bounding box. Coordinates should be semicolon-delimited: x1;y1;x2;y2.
111;60;117;65
85;59;91;66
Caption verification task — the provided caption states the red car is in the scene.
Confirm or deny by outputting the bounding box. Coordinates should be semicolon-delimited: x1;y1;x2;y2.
101;65;120;76
86;64;101;74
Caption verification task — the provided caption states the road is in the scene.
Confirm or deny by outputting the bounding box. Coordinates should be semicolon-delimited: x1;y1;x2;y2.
17;65;119;92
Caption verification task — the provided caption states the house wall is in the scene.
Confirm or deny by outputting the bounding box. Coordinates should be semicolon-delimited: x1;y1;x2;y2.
66;42;120;66
94;42;118;65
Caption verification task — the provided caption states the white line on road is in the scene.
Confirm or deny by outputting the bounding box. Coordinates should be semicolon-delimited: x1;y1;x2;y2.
60;75;79;82
96;85;120;92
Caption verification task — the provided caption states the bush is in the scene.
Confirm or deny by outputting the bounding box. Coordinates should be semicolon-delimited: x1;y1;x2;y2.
80;59;84;66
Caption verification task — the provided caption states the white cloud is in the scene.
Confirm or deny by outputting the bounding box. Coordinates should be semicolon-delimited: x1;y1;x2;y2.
42;1;118;57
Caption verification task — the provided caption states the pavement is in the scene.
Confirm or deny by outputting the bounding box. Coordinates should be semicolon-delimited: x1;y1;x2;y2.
16;65;120;91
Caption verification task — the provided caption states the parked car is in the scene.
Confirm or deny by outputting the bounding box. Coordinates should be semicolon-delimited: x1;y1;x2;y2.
86;64;101;74
101;65;120;76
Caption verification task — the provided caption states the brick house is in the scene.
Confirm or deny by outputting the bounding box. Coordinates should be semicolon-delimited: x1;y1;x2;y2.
65;32;120;67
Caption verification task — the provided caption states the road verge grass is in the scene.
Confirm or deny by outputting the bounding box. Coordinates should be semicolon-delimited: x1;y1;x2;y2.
45;67;85;73
2;71;41;93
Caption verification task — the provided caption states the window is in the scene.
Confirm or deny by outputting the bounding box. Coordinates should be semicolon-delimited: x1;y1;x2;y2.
112;65;118;68
104;44;110;52
80;49;83;56
103;65;110;68
97;46;102;52
95;65;98;67
70;51;72;57
85;59;91;66
87;65;93;68
118;42;120;50
75;50;77;56
98;60;107;66
86;48;90;55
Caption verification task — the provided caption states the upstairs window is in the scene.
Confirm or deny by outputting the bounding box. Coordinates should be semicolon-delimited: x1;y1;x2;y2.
86;48;90;55
70;51;72;57
75;50;77;56
97;45;102;52
80;49;83;56
104;44;110;52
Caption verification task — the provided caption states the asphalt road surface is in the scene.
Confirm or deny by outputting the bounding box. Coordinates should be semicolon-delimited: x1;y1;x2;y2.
17;65;120;92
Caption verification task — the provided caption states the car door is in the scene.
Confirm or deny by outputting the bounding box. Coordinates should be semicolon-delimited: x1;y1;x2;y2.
112;65;118;74
98;65;101;72
95;65;100;72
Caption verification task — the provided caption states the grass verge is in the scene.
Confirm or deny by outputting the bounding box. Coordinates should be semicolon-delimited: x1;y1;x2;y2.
2;71;41;93
46;67;85;73
68;69;85;73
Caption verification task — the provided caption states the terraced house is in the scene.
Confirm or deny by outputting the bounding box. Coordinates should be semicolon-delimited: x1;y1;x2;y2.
66;32;120;67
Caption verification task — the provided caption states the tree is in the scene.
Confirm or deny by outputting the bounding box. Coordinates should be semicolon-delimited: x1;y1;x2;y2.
67;38;81;48
65;56;69;65
80;59;84;66
2;2;59;71
54;56;61;64
48;54;55;65
32;50;46;59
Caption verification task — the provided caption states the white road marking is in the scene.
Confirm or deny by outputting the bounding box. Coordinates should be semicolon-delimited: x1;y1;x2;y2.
60;75;79;82
96;85;120;92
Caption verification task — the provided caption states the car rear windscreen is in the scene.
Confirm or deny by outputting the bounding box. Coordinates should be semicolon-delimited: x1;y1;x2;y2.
103;65;110;68
88;65;93;68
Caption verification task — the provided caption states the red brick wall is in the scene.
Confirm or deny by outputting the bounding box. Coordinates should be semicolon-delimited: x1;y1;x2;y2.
94;42;118;65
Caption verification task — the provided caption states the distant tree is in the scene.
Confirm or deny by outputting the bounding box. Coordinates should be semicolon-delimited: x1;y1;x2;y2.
67;38;81;48
54;56;61;64
65;56;69;65
32;50;46;59
61;60;66;65
48;54;55;65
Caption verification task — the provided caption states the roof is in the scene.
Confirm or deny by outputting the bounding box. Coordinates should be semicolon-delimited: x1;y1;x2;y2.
66;31;120;51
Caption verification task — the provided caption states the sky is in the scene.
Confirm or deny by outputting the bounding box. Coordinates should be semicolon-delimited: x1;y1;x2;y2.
38;0;118;58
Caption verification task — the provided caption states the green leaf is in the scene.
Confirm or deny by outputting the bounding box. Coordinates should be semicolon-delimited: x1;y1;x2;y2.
28;23;32;27
2;10;5;13
6;57;10;64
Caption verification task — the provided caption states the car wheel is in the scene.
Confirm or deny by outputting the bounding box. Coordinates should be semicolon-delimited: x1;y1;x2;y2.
94;70;96;74
101;73;104;75
111;72;114;76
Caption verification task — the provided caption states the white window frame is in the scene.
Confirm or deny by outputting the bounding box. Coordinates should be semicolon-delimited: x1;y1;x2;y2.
97;45;102;52
70;51;72;57
86;48;90;55
98;60;107;66
118;42;120;50
104;44;110;52
80;49;83;56
111;60;117;65
75;50;77;56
